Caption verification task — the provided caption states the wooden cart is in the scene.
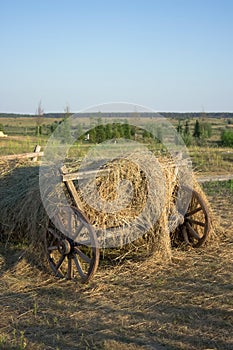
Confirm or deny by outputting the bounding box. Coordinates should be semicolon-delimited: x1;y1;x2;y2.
45;165;210;283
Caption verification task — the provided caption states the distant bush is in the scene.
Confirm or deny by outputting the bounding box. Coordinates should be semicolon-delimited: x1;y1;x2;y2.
221;130;233;147
0;124;4;132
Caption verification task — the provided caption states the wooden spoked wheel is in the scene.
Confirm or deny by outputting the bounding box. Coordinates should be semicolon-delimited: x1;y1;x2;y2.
181;186;210;247
45;206;99;282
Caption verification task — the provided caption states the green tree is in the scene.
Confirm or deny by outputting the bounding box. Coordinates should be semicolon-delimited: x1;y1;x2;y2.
121;120;131;139
193;120;201;138
130;125;136;139
89;128;96;143
50;121;58;133
0;124;4;132
112;124;121;139
117;123;125;138
105;123;112;139
181;120;192;146
184;120;190;136
177;121;183;134
95;125;106;143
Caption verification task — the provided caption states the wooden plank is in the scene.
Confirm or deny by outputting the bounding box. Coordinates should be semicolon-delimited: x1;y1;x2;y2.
0;151;44;161
65;179;84;212
62;169;110;182
197;174;233;183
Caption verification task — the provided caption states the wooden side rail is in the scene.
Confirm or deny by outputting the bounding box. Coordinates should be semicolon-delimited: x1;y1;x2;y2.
0;151;44;161
197;174;233;183
0;145;43;161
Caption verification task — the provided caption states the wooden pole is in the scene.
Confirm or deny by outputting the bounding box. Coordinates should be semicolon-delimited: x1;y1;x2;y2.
32;145;41;162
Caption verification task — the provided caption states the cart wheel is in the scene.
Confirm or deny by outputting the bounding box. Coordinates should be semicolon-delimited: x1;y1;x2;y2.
45;206;99;283
181;186;210;247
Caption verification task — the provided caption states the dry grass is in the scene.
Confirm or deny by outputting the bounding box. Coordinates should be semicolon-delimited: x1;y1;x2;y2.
189;146;233;174
0;161;49;260
0;158;229;350
0;158;232;349
0;191;232;349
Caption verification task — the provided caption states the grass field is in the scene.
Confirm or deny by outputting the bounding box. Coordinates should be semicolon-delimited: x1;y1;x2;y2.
1;116;233;172
1;136;233;176
0;184;232;350
0;117;60;136
0;136;49;156
189;146;233;174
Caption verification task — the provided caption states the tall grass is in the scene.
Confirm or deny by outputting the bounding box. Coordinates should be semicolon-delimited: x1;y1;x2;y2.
189;146;233;173
0;136;48;156
202;179;233;195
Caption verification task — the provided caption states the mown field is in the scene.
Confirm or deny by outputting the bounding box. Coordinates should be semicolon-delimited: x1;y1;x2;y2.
0;116;232;349
0;182;232;350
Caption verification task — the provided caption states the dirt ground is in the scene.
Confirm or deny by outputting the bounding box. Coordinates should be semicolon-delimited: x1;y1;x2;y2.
0;189;232;350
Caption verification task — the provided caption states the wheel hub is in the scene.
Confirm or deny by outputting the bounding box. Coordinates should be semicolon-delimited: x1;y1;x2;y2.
58;239;72;255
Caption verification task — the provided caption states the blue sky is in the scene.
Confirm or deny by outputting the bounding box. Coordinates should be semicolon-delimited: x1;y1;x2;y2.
0;0;233;113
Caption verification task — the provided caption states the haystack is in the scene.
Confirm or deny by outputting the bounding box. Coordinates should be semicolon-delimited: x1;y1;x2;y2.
0;154;216;264
0;160;48;253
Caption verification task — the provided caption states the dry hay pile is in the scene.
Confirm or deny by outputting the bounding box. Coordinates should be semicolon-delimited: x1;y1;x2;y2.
0;160;49;258
0;154;217;264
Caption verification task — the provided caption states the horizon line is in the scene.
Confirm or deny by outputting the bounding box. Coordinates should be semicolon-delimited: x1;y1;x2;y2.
1;110;233;115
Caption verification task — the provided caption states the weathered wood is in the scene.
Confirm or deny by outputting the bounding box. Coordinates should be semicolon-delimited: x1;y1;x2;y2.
64;179;84;212
62;169;110;182
186;222;201;241
0;151;44;161
197;174;233;183
182;226;190;245
32;145;41;162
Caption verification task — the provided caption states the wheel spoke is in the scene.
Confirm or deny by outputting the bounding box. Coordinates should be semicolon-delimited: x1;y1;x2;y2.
186;222;201;240
74;223;84;240
182;226;190;245
76;239;91;246
75;248;91;264
69;211;75;233
49;259;63;278
187;218;205;227
48;245;58;251
67;256;72;280
185;206;202;217
73;255;86;279
55;255;65;270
